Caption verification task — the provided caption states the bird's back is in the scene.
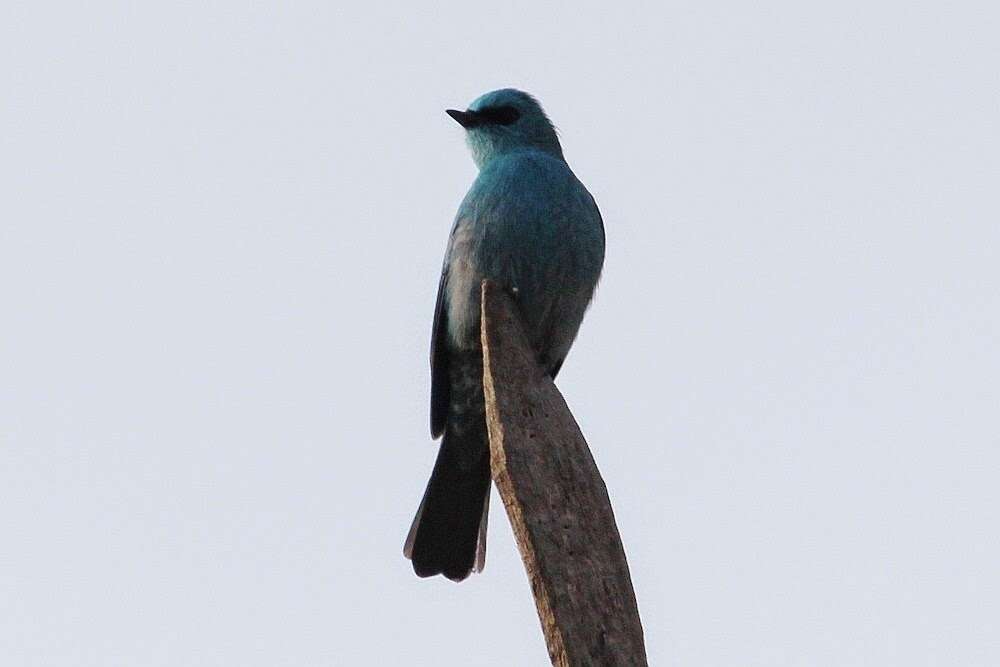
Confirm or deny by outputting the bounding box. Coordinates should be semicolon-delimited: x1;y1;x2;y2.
445;148;605;370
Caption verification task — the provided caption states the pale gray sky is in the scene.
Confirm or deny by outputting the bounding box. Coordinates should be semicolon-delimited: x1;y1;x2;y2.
2;2;998;665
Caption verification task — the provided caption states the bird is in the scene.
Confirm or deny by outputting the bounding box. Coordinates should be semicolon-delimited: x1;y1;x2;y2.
404;89;606;581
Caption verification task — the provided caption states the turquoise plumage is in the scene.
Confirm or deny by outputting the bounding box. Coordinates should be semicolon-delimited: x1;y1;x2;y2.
405;89;605;581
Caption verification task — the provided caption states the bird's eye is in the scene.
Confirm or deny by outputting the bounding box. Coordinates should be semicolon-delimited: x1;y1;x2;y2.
478;105;521;126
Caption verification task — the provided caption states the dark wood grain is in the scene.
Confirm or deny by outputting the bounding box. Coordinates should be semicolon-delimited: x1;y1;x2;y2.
480;280;648;667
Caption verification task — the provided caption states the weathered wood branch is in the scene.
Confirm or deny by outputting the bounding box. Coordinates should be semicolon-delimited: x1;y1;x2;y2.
480;280;647;667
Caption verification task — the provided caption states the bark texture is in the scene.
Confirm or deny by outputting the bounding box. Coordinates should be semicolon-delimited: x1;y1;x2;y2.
480;280;647;667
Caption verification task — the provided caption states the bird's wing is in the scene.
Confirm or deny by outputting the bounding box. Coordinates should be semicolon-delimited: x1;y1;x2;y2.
429;260;450;439
548;191;605;382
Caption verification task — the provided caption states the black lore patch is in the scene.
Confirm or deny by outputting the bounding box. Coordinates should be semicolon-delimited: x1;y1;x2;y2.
477;105;521;126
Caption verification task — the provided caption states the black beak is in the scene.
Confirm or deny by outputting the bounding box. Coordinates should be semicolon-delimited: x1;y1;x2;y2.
446;109;481;129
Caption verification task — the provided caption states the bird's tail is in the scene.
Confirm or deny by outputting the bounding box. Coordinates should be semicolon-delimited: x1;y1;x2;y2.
404;427;491;582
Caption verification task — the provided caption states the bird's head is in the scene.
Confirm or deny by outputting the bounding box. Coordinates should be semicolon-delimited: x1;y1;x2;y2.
446;89;563;168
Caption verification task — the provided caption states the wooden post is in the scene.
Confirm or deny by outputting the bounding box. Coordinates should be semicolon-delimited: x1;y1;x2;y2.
480;281;648;667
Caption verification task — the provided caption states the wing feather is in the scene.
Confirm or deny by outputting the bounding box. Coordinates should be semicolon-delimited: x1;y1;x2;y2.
429;266;450;438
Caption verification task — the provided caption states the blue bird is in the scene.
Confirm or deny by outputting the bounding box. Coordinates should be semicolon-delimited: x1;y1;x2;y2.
404;89;606;581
